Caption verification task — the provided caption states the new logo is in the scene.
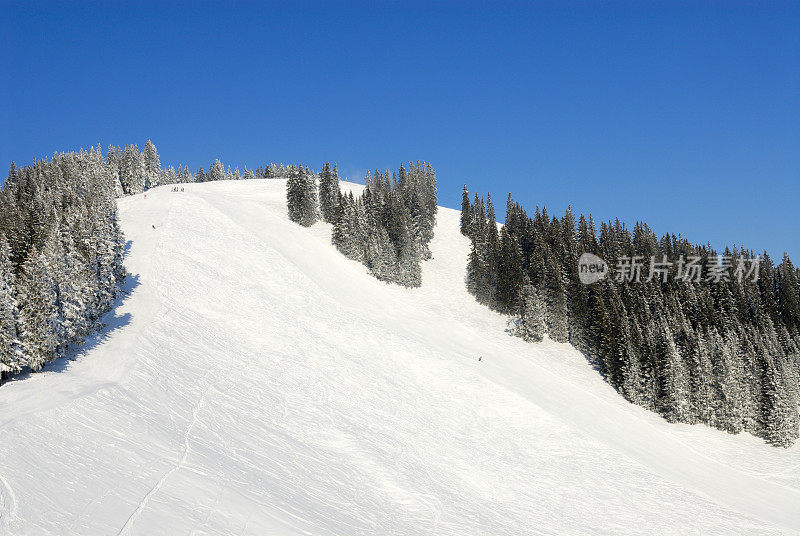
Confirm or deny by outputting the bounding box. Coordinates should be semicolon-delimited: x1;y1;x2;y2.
578;253;609;284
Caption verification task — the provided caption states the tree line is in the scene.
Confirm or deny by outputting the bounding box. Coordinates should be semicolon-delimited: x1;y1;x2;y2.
461;187;800;447
107;141;292;197
287;162;438;287
0;140;302;384
1;148;126;379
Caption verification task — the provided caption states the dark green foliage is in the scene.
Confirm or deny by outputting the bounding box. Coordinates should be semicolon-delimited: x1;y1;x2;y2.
512;283;546;342
286;165;318;227
461;186;800;446
318;162;340;224
331;163;437;288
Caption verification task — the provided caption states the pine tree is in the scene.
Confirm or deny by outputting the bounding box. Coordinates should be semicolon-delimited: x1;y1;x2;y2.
106;146;124;197
659;321;691;423
690;332;716;424
366;225;397;282
209;159;225;182
300;168;319;227
712;329;746;433
142;140;161;189
286;166;302;224
514;283;546;342
318;162;340;224
763;355;799;447
119;145;145;195
496;227;524;312
0;236;21;377
17;250;59;371
620;313;647;405
460;185;471;236
54;218;91;344
777;254;800;334
485;194;500;298
545;263;569;343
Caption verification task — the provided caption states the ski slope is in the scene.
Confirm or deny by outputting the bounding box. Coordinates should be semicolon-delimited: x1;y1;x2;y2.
0;179;798;535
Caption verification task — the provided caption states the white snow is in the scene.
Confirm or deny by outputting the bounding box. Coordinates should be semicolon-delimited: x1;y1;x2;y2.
0;179;798;535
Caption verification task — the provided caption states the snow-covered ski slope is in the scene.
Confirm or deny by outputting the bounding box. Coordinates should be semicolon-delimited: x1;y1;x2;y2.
0;179;798;535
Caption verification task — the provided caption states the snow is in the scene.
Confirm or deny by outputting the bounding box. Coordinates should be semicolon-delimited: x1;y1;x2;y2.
0;179;798;535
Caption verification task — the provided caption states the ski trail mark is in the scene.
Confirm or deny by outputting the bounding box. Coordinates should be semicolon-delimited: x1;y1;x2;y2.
0;471;18;526
117;384;211;536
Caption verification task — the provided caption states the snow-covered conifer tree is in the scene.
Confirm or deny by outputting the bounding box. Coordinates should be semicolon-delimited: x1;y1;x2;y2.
209;159;225;182
17;250;58;371
514;283;546;342
143;140;161;189
318;162;340;224
119;145;145;195
0;236;21;377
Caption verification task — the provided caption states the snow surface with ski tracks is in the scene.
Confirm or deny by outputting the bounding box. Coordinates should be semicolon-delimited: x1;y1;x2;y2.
0;179;798;535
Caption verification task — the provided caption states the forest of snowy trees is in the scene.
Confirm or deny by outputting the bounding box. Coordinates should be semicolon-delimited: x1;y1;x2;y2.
0;148;126;380
107;141;292;196
461;187;800;447
0;141;294;384
286;162;438;287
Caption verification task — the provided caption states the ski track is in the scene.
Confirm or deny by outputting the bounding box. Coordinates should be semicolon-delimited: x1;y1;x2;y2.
0;179;797;535
0;472;18;529
116;383;213;536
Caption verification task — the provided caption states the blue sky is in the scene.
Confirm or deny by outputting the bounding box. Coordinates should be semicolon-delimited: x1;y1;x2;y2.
2;1;798;261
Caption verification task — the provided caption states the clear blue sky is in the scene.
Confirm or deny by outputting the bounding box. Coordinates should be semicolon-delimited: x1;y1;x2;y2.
2;1;798;261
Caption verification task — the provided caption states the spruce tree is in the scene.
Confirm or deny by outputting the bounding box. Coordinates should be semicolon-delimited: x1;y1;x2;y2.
763;355;800;447
17;250;58;371
286;166;304;224
209;159;225;182
0;236;20;376
142;140;161;189
514;283;546;342
660;321;691;423
460;185;471;236
119;144;145;195
319;162;340;224
496;227;524;312
300;167;319;227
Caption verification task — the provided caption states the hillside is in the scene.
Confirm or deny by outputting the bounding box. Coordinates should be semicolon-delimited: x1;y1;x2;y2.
0;179;798;535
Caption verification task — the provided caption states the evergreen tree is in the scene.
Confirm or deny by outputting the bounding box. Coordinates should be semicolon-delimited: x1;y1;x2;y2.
0;236;20;377
209;159;225;182
318;162;340;224
659;321;691;423
286;166;319;226
513;283;546;342
777;254;800;334
496;227;524;312
119;145;145;195
460;185;471;236
17;250;58;371
142;140;161;189
300;167;319;227
763;354;800;447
